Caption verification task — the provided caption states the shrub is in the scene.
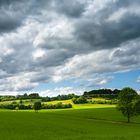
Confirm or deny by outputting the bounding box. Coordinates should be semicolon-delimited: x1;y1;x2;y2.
72;96;88;104
33;102;42;112
18;104;32;110
44;103;72;109
91;99;118;104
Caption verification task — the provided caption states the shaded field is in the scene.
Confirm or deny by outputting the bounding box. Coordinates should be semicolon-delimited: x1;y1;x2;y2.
0;107;140;140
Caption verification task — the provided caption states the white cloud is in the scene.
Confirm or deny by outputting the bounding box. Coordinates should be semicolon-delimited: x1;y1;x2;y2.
33;18;74;49
32;49;46;60
39;87;84;97
0;72;38;91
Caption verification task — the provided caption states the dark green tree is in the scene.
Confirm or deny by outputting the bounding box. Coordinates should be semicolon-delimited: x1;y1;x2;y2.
72;96;87;104
117;87;138;123
33;102;42;112
19;99;23;104
134;99;140;115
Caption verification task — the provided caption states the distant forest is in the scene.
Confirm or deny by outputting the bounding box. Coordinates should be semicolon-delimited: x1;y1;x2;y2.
0;89;121;102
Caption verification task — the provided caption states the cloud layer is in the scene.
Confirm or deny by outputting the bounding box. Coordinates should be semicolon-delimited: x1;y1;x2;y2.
0;0;140;95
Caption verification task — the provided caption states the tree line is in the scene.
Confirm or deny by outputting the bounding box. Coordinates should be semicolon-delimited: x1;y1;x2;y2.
0;93;78;102
83;89;120;99
0;102;72;110
0;88;121;102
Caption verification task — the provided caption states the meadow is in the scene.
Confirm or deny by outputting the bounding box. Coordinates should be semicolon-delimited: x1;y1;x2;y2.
0;104;140;140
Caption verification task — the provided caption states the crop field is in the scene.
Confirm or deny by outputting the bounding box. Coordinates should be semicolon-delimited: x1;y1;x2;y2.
0;98;113;105
0;105;140;140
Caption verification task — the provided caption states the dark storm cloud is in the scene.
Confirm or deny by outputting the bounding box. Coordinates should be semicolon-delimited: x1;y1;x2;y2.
0;0;87;33
115;0;140;7
34;0;140;52
75;16;140;49
0;0;32;33
74;0;140;50
54;0;86;17
0;15;21;33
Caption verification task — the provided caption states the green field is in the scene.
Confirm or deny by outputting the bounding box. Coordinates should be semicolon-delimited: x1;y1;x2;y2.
0;105;140;140
0;98;114;105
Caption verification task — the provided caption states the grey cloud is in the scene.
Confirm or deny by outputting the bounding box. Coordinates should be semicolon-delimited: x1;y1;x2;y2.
74;1;140;50
0;0;33;33
32;0;87;18
115;0;140;7
35;0;140;52
31;48;73;69
0;14;21;33
0;43;34;74
29;68;54;83
111;39;140;68
0;0;140;92
0;0;86;33
54;0;86;18
53;38;140;83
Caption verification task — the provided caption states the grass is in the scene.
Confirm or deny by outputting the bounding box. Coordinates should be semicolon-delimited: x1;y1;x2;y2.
44;99;73;104
88;97;107;102
73;103;115;109
0;99;42;105
0;100;20;104
43;99;115;109
0;105;140;140
0;98;114;106
0;99;115;110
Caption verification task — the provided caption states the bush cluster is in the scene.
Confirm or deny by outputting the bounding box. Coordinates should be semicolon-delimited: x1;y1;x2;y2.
91;99;118;104
72;96;88;104
0;102;72;110
42;102;72;109
0;104;32;110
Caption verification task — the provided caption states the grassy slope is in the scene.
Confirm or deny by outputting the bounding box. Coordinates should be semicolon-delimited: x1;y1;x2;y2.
0;107;140;140
0;98;108;104
43;99;115;109
0;98;115;109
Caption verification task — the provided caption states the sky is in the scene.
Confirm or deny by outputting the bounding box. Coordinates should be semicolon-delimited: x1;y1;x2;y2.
0;0;140;96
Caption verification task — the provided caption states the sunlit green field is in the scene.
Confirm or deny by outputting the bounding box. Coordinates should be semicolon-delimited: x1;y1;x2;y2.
0;98;116;110
0;105;140;140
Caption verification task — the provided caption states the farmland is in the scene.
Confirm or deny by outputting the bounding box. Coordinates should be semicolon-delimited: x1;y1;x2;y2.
0;104;140;140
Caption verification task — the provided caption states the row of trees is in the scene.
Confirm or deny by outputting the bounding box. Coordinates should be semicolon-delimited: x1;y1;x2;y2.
0;102;72;110
0;93;78;102
72;97;118;105
84;89;120;99
0;93;40;101
0;88;122;102
33;102;72;111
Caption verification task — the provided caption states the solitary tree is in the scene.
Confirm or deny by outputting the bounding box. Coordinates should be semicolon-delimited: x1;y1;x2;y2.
19;99;23;104
33;102;42;112
117;87;138;123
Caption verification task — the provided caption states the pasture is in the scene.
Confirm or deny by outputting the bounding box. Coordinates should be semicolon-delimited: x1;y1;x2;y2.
0;105;140;140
